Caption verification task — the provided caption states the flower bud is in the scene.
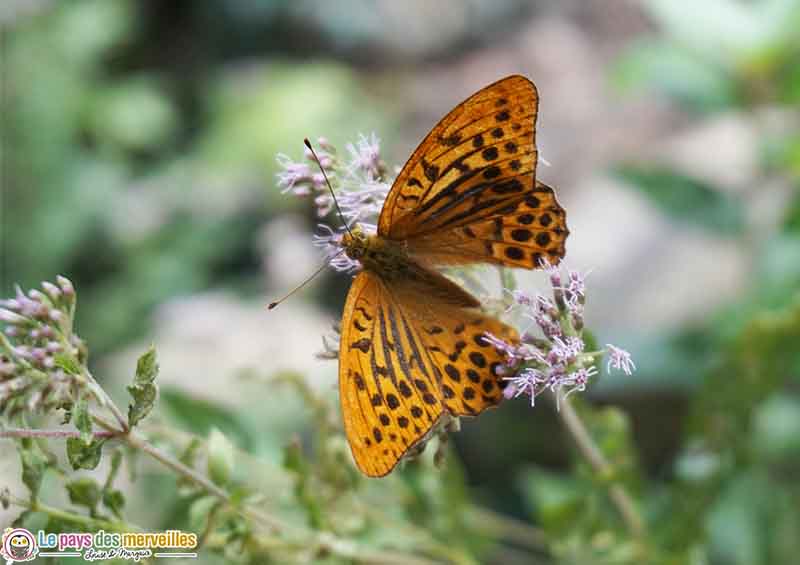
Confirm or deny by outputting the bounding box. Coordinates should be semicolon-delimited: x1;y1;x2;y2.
28;289;47;303
0;299;21;311
56;275;75;296
42;281;62;301
317;137;335;152
0;309;27;324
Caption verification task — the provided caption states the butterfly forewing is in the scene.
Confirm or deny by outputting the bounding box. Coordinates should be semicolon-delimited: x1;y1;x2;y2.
406;181;568;268
378;75;568;269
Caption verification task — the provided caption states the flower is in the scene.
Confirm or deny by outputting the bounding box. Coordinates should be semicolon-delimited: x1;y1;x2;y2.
312;225;360;273
276;134;390;227
606;344;636;375
346;133;386;180
503;367;547;405
276;134;392;274
0;277;86;416
492;263;635;409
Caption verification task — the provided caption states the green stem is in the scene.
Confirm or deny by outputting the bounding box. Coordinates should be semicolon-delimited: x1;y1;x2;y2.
499;266;517;293
122;430;284;534
29;500;138;533
83;368;129;432
465;506;547;551
0;427;118;440
555;393;645;538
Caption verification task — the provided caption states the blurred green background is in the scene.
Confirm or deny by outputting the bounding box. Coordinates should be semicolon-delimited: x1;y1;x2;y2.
2;0;800;563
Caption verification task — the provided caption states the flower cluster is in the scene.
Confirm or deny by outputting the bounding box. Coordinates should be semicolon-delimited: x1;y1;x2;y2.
277;133;389;228
0;277;87;416
489;261;635;407
277;134;391;273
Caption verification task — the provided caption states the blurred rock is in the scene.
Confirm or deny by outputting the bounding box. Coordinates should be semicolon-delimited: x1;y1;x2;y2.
258;215;321;293
661;113;759;193
547;175;748;332
105;292;336;406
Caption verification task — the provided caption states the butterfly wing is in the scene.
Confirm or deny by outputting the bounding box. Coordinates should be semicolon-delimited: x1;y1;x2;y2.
390;266;518;418
340;271;445;477
339;268;517;477
378;75;568;268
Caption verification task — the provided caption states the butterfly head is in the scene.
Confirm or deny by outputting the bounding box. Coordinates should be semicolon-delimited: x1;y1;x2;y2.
340;225;370;262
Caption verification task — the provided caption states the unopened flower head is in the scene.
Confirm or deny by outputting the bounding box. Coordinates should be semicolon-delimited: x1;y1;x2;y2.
0;277;85;416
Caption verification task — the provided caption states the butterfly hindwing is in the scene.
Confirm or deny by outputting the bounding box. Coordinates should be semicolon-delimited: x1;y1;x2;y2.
339;267;518;476
390;271;519;417
339;271;446;477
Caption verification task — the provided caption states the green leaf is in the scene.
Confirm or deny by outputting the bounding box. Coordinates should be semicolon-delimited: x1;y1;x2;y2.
18;439;55;499
613;39;736;112
90;77;178;152
176;438;204;496
783;189;800;232
66;437;106;470
283;437;325;530
706;472;769;565
160;388;254;449
66;477;101;513
188;495;219;533
615;165;745;234
104;449;123;489
207;428;235;487
100;449;125;518
124;446;140;483
102;489;126;518
73;394;93;444
179;437;203;467
127;345;159;427
642;0;797;60
519;466;586;531
751;394;800;461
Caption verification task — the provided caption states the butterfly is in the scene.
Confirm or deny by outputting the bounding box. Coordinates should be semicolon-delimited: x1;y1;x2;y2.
335;75;568;477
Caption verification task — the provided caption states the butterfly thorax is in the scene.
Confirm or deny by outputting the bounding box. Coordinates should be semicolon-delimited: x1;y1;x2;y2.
341;227;409;279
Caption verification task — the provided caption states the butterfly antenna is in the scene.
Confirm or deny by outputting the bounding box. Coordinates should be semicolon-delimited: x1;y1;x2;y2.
304;138;354;238
268;248;346;310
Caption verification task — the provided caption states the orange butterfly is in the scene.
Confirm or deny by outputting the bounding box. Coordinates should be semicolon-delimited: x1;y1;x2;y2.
332;75;568;477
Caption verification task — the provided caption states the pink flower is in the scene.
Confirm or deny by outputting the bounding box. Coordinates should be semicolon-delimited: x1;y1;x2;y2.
606;344;636;375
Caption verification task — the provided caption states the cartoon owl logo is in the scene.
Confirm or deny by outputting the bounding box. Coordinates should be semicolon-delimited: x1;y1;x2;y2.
0;528;37;563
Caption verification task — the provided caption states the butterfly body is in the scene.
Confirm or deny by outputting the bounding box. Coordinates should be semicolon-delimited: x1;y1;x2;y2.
342;227;411;280
332;75;569;477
